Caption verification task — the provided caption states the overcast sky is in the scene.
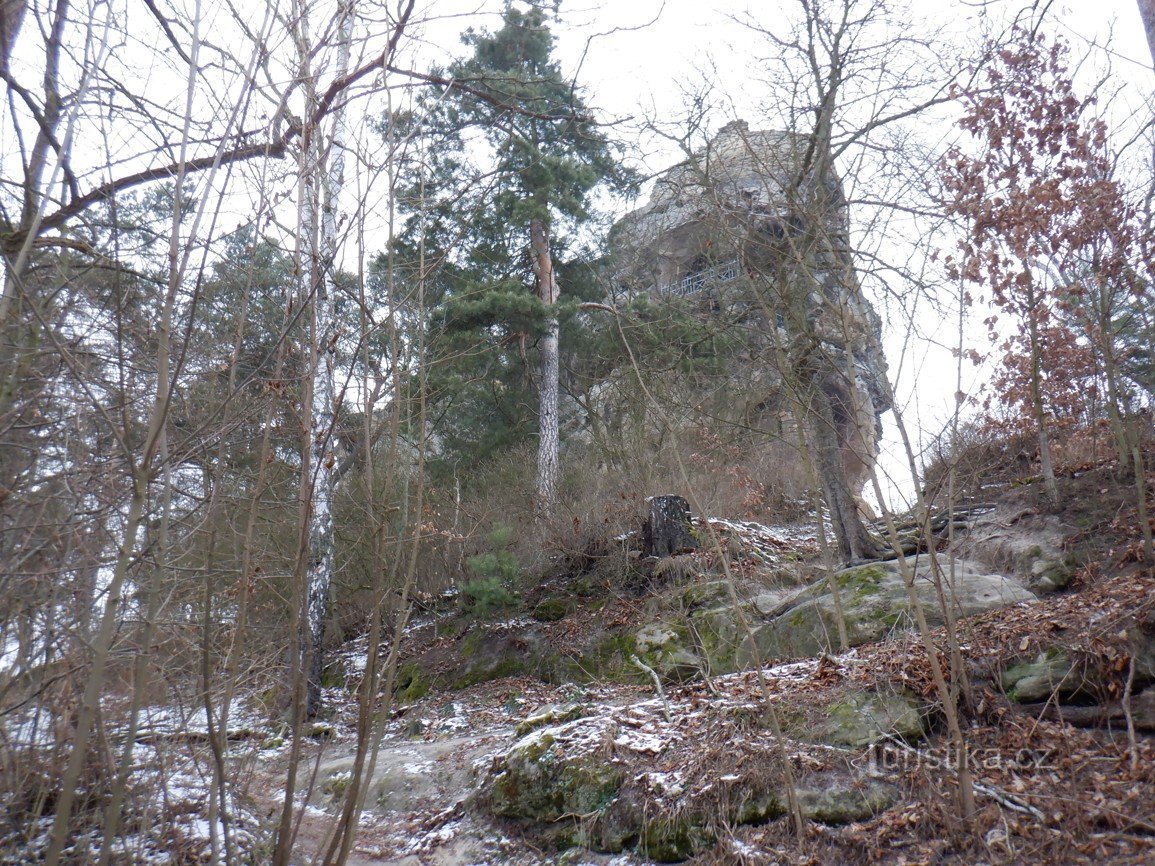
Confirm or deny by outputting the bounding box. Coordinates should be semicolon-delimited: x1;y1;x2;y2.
539;0;1151;507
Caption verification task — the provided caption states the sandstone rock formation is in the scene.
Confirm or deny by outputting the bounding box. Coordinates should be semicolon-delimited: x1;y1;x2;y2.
608;120;891;491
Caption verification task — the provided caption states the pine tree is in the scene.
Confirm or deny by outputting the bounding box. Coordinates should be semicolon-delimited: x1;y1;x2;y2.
390;2;632;508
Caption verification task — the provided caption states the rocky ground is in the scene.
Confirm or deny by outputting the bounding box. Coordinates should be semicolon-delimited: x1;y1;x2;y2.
11;463;1151;865
274;462;1155;865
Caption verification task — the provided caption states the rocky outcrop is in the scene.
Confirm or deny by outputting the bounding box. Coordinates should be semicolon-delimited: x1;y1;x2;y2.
739;555;1036;663
607;120;890;490
952;506;1076;593
1000;615;1155;730
399;550;1036;695
476;679;912;861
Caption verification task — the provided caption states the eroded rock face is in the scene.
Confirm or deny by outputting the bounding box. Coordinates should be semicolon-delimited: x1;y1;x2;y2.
952;506;1076;593
608;120;890;490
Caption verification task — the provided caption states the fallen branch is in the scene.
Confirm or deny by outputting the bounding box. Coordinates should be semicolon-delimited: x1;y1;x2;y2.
880;734;1043;820
631;654;672;723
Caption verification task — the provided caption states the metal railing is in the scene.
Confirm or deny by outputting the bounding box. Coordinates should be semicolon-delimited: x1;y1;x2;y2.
654;259;740;298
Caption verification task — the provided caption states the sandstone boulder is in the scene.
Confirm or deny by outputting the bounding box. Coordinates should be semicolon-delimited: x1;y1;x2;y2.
740;555;1035;662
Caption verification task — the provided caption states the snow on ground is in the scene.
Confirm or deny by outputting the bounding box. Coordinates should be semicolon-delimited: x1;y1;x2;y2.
701;515;823;562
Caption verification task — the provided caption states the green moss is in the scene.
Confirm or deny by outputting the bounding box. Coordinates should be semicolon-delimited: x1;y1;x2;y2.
640;816;713;862
690;607;741;675
515;705;584;737
835;564;886;592
459;628;483;657
798;782;895;824
488;729;624;822
308;722;334;740
451;652;530;690
580;631;638;681
320;665;347;689
321;770;351;800
519;731;556;762
734;790;785;825
571;576;599;597
810;689;925;746
866;605;905;630
1002;650;1077;702
395;662;429;702
681;580;731;609
532;598;571;622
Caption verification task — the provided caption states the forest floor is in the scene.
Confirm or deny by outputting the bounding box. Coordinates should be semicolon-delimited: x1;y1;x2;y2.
7;462;1152;865
265;461;1155;865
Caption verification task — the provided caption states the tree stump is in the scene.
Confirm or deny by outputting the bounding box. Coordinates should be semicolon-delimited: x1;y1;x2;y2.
643;495;698;557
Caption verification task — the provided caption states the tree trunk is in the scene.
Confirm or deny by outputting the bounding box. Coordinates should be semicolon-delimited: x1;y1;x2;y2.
303;0;354;722
530;217;560;515
643;495;698;557
1138;0;1155;65
1026;288;1060;507
810;379;879;562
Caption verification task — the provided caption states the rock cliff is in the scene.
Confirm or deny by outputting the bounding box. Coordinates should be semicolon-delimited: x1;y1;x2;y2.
608;120;891;490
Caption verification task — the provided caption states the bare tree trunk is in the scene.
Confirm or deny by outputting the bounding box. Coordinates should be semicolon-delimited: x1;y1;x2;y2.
808;377;878;561
1138;0;1155;65
530;217;560;516
300;0;355;721
273;5;348;860
1026;286;1060;506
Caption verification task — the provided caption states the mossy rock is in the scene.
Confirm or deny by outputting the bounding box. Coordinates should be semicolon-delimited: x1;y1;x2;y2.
482;710;902;863
482;718;625;823
514;703;585;737
632;620;703;682
550;629;638;684
319;770;351;803
308;722;335;740
733;789;784;825
1029;555;1077;593
1125;616;1155;684
786;687;925;747
750;589;796;616
394;662;429;703
741;555;1034;662
638;816;714;862
688;603;752;676
681;579;733;609
797;777;896;823
532;597;572;622
1002;649;1093;703
446;626;547;689
601;773;891;862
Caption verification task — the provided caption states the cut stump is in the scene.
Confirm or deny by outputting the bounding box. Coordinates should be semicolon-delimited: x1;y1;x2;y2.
643;495;698;558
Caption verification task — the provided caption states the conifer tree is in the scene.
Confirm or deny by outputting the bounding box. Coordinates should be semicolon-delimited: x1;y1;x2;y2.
391;2;632;509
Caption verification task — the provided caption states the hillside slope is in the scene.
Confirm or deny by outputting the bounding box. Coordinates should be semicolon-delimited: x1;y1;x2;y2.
282;461;1155;864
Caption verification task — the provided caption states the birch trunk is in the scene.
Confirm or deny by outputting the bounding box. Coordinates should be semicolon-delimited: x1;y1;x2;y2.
530;217;560;515
302;0;354;722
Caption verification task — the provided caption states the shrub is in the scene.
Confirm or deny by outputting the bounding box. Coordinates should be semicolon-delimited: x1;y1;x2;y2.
461;525;522;615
